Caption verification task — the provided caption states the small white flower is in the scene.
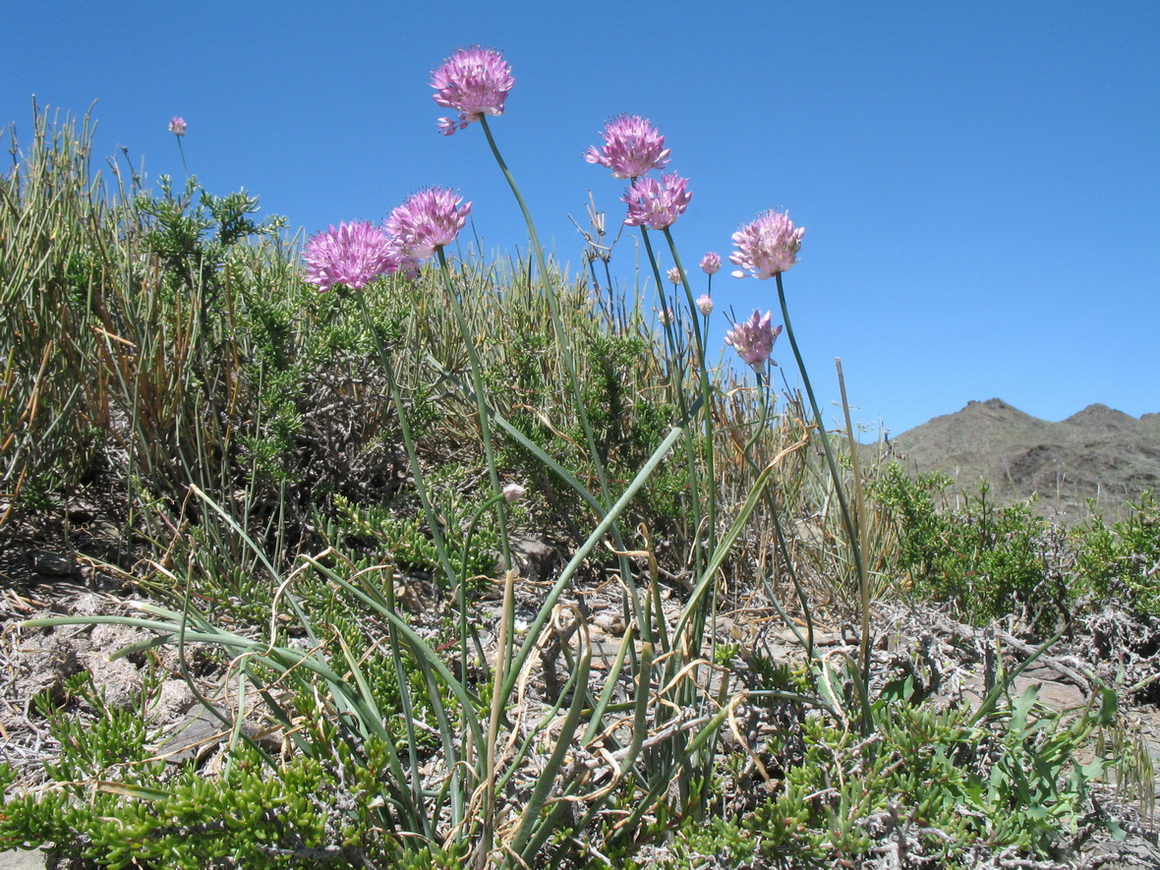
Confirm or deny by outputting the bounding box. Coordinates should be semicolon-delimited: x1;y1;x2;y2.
502;483;527;503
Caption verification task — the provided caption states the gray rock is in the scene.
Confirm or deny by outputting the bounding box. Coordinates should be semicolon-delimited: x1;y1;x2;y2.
29;551;74;578
0;850;46;870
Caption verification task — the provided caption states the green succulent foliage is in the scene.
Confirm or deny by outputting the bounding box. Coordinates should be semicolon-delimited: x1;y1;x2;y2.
0;656;446;867
333;489;500;582
962;687;1116;855
1;748;385;868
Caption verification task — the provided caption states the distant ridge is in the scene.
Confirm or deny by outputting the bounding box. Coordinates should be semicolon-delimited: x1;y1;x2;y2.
890;399;1160;523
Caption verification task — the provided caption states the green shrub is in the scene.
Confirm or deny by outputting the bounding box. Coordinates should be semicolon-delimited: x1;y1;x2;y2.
1074;491;1160;617
873;464;1070;628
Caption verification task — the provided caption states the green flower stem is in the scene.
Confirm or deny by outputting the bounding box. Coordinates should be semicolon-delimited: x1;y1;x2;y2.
774;272;865;707
477;116;615;509
477;114;644;642
663;226;719;557
750;373;816;660
436;247;511;573
355;292;459;591
459;491;508;668
638;227;705;577
175;137;188;178
478;116;549;286
774;273;862;576
499;414;689;703
836;358;872;686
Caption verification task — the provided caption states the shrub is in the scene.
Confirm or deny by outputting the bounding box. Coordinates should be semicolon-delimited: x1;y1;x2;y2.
873;464;1071;629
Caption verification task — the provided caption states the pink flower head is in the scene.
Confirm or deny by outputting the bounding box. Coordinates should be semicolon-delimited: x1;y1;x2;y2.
622;172;691;230
431;46;515;135
729;210;805;279
666;266;681;285
657;307;674;326
168;117;187;136
584;114;671;179
695;294;714;316
699;251;721;275
725;310;783;369
302;222;396;292
384;187;472;262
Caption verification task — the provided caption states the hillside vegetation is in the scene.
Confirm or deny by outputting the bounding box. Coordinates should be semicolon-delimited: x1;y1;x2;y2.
892;398;1160;524
1;80;1158;869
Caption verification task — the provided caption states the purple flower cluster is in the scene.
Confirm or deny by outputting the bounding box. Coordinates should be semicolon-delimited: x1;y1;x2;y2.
622;172;692;231
385;187;472;273
431;46;514;136
584;115;671;180
168;117;186;137
725;311;783;369
585;115;692;232
302;188;470;292
302;222;397;293
730;210;805;280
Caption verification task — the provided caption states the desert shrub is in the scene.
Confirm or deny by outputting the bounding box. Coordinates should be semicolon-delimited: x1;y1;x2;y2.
873;464;1071;628
0;108;115;511
1074;491;1160;617
617;684;1115;870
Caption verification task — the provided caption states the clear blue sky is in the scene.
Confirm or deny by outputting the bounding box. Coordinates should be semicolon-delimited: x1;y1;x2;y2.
5;2;1158;437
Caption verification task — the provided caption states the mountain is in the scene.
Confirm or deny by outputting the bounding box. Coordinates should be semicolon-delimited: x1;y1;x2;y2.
888;399;1160;523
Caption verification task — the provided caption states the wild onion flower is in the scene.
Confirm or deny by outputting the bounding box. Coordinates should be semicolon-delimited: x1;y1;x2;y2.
302;222;396;292
696;294;714;316
729;210;805;279
584;114;671;179
667;267;681;285
384;187;472;262
725;310;783;368
700;252;721;274
657;307;674;326
431;46;515;135
168;117;186;136
622;172;691;230
502;482;527;503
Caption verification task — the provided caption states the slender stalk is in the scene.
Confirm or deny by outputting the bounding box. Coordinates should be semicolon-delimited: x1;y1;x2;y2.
774;273;863;587
748;373;815;660
477;116;616;508
774;272;868;728
436;247;512;571
638;227;704;577
499;415;689;703
477;114;644;640
836;359;872;686
663;227;718;556
355;291;459;591
477;116;617;510
175;137;188;178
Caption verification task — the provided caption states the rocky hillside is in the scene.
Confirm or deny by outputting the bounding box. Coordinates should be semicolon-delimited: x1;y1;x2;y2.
888;398;1160;523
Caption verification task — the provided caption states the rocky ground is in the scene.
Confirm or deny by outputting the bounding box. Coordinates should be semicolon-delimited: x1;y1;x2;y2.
2;541;1160;867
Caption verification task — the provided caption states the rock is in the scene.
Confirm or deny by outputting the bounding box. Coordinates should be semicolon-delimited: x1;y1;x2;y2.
0;850;46;870
592;611;625;636
509;537;560;583
65;502;96;525
29;551;74;578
